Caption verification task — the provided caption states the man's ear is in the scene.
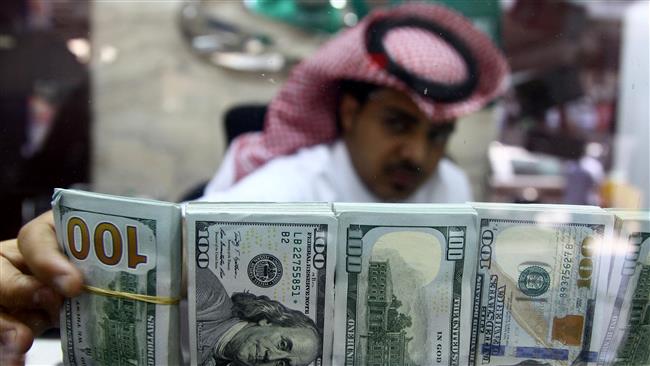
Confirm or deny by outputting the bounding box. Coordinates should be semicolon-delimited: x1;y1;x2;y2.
258;319;270;326
339;94;360;134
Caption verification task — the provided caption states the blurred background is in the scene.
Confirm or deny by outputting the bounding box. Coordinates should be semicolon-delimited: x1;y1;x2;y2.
1;0;648;242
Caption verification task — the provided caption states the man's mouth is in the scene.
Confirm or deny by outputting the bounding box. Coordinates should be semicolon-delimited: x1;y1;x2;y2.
387;167;421;191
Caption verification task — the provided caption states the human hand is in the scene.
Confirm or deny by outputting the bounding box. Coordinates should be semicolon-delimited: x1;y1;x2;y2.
0;211;83;365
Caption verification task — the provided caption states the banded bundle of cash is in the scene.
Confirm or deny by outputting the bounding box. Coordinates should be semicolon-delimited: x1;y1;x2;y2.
50;189;650;366
185;202;337;366
597;209;650;366
52;189;182;365
332;203;479;366
469;203;615;366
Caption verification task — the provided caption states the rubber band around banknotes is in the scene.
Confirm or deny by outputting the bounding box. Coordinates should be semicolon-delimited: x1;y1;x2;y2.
83;285;180;305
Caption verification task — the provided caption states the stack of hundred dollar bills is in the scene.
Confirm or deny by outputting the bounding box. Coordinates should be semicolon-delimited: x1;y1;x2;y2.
52;189;182;365
51;189;649;366
185;202;338;366
597;209;650;366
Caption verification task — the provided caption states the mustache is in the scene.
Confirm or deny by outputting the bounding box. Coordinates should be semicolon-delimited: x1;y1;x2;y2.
384;160;424;176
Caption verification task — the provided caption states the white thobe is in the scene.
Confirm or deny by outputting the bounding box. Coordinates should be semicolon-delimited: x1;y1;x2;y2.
200;140;472;203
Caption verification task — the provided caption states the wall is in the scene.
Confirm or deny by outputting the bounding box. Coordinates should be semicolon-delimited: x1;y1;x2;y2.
613;0;650;208
91;1;323;201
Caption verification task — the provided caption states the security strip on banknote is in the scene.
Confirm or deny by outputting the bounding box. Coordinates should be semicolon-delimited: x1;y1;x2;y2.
470;203;615;366
186;202;337;366
332;203;478;366
52;189;182;366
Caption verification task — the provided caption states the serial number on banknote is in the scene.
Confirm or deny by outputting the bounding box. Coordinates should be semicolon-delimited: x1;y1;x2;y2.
559;241;575;297
280;230;327;297
282;231;305;296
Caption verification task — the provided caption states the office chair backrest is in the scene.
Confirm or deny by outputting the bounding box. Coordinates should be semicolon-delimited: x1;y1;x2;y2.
224;104;267;144
180;104;268;202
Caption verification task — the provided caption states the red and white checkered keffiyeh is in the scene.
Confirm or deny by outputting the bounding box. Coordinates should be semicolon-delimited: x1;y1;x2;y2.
227;3;509;185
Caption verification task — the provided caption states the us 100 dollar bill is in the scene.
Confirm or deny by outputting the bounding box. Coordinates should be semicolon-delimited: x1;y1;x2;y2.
186;202;337;366
332;203;478;366
470;204;614;366
52;189;182;365
597;210;650;366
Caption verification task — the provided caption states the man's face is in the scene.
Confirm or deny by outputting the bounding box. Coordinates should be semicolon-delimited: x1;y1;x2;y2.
226;320;320;366
341;87;453;201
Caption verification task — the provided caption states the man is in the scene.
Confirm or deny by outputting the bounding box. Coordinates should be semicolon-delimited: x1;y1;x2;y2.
200;3;508;203
194;269;320;366
0;3;508;362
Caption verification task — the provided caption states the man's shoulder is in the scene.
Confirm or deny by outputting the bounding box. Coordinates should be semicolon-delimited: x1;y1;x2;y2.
418;158;472;203
220;143;336;201
436;158;467;181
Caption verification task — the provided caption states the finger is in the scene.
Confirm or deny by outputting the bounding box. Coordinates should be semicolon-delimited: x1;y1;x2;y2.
18;211;83;297
0;239;29;274
0;352;25;366
36;292;63;327
0;312;34;357
7;310;55;339
0;257;59;310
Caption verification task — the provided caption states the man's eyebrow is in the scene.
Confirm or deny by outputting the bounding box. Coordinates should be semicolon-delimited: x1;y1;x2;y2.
382;107;419;123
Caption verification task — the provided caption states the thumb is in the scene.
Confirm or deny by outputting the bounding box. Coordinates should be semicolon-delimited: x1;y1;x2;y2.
18;211;84;298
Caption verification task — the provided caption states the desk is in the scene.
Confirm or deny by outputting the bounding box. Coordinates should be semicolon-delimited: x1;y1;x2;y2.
26;338;62;366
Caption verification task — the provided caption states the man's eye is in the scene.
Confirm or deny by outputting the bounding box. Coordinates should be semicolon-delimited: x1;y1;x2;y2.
279;337;292;351
383;117;409;133
276;361;288;366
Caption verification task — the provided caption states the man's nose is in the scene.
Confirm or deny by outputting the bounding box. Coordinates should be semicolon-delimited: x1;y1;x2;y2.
400;134;429;164
265;348;289;361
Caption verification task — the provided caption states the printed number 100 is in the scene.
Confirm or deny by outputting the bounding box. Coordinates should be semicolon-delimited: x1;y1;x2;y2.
66;216;147;269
